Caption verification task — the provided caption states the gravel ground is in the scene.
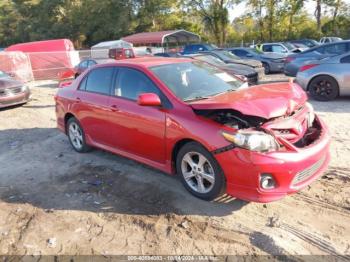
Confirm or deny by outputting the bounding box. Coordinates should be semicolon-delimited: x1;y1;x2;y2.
0;75;349;256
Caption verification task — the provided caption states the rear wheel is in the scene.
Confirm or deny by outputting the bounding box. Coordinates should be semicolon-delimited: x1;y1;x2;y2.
308;75;339;101
176;142;225;201
67;117;91;153
263;63;270;74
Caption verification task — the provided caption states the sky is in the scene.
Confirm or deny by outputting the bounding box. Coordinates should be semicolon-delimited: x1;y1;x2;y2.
228;0;350;21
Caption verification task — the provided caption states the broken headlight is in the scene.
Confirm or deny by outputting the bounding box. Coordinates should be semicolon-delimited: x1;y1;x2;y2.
222;130;279;152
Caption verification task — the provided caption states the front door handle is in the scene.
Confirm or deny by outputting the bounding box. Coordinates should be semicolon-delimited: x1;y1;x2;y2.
75;97;81;103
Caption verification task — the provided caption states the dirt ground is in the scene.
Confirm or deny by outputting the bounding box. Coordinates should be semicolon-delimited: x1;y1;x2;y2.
0;75;349;257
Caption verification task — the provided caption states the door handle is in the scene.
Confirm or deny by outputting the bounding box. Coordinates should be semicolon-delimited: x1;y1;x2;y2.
75;97;81;103
110;104;119;112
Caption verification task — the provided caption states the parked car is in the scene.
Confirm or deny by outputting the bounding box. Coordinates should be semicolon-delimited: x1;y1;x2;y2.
289;39;319;48
296;52;350;101
55;57;330;202
284;40;350;77
187;53;258;85
0;70;30;108
319;37;343;44
259;42;305;54
227;47;286;74
73;58;115;78
181;43;218;55
198;50;265;78
154;52;181;57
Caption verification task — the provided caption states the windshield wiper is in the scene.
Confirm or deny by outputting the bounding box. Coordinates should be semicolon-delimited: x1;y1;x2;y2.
183;96;210;102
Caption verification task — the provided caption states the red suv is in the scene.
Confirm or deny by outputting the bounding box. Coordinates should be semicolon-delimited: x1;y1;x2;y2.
55;57;330;202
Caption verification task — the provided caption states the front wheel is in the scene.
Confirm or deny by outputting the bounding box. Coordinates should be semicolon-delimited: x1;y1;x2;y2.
308;75;339;101
176;142;225;201
67;117;91;153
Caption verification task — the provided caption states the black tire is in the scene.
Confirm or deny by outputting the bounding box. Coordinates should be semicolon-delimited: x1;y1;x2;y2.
66;117;91;153
263;63;270;74
308;75;339;101
176;142;225;201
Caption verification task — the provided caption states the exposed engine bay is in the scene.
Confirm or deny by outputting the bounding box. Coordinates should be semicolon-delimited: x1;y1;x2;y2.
194;109;267;129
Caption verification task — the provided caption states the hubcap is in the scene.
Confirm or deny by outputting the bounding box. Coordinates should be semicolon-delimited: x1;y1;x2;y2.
68;122;83;150
313;80;333;98
181;152;215;194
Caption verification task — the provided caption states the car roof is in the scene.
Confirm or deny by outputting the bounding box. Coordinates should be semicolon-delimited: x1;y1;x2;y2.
94;57;192;68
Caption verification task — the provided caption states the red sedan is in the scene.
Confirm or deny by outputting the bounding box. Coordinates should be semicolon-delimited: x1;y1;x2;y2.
55;57;330;202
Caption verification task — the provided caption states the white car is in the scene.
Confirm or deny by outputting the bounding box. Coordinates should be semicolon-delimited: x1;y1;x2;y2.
259;42;306;55
320;37;343;44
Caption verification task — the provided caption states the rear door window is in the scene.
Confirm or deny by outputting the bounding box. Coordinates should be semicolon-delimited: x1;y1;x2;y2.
262;45;272;52
85;67;114;95
323;43;348;55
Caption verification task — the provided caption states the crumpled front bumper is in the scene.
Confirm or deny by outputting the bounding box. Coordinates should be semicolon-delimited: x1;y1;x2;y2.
214;116;331;203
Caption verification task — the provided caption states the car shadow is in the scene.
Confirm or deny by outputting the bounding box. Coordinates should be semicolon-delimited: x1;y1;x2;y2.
309;96;350;114
0;127;249;217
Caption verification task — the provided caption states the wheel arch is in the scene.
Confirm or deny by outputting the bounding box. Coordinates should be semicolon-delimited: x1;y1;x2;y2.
171;138;207;174
64;112;76;133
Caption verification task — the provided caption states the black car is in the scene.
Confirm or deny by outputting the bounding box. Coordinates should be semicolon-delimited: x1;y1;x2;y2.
228;47;286;74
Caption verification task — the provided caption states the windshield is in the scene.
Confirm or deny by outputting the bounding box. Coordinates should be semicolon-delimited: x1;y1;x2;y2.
283;42;295;50
150;61;245;102
194;55;225;66
216;50;240;60
0;70;9;78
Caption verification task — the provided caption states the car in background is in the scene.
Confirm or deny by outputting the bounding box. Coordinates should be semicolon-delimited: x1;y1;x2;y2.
198;50;265;78
296;52;350;101
289;39;319;48
284;40;350;77
73;58;115;78
259;42;305;55
55;57;330;202
0;70;30;108
320;37;343;44
187;53;258;85
181;43;218;55
227;47;286;74
154;52;181;58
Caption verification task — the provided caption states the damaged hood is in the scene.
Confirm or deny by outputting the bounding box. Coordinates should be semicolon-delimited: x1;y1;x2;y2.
189;83;307;119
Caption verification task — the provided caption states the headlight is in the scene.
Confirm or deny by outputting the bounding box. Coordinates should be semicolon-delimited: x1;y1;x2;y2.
222;130;279;152
21;85;28;91
305;102;315;127
236;74;248;82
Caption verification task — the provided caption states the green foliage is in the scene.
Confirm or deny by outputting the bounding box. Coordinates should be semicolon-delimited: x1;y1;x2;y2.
0;0;349;48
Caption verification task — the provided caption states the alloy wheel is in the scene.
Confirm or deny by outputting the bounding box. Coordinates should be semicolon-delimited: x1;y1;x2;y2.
68;122;83;150
181;152;215;194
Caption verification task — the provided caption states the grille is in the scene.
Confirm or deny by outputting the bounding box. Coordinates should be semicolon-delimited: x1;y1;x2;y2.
291;155;326;185
0;86;23;97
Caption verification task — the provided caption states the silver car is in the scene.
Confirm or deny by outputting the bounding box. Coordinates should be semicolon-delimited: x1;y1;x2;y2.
296;52;350;101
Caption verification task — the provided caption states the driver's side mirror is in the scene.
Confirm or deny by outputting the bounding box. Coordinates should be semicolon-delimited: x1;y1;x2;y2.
137;93;161;107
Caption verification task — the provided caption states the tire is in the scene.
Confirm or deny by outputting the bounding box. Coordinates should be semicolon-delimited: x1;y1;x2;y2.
308;75;339;101
263;63;270;74
66;117;91;153
176;142;225;201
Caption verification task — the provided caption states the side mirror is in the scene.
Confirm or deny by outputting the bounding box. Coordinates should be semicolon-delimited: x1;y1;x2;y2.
137;93;161;107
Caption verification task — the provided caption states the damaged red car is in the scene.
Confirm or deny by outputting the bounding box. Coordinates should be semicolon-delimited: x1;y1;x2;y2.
55;57;330;203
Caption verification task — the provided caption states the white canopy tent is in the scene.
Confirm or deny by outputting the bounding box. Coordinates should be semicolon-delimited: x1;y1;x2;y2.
91;40;133;59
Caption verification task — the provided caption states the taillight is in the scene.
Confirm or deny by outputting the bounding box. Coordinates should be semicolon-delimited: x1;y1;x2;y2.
299;64;318;72
285;57;295;63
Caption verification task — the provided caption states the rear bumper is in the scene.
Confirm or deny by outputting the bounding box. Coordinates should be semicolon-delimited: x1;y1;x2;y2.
0;89;30;108
284;64;298;77
215;116;331;203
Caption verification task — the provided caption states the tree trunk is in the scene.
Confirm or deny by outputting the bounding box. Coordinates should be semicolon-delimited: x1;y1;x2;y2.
315;0;322;32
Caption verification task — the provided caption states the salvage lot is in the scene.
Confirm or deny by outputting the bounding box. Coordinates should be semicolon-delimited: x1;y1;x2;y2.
0;75;349;256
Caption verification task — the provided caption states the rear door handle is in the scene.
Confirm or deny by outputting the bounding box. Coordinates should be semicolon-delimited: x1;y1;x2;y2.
110;104;119;112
